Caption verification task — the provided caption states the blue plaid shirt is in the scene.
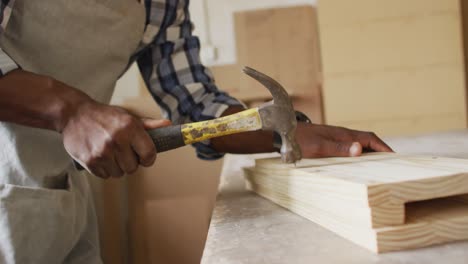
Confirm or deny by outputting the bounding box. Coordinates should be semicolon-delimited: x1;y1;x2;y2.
0;0;243;160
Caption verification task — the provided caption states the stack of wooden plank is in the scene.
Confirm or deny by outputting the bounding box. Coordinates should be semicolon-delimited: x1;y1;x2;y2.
244;153;468;253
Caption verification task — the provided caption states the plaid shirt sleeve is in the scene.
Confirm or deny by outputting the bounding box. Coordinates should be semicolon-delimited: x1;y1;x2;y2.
137;0;244;160
0;0;18;76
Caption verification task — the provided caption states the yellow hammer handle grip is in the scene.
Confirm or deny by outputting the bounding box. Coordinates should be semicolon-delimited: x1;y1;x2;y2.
181;108;263;145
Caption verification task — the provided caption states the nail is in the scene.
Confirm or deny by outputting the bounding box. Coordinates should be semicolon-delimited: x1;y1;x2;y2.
349;142;361;157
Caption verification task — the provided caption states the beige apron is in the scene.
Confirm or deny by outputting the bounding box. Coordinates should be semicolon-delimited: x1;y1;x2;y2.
0;0;145;263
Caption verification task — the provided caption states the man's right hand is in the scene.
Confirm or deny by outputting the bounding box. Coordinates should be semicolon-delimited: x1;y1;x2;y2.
61;101;171;179
0;69;172;179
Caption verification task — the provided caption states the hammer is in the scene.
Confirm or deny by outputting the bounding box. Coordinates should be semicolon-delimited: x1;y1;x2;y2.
148;67;302;164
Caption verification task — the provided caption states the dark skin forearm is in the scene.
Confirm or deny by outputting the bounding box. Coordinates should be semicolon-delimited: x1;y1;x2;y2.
0;69;170;178
211;106;394;158
0;69;89;132
211;106;276;154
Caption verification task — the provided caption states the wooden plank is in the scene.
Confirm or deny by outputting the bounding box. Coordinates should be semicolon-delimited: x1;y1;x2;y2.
332;114;466;137
273;7;322;97
320;14;464;74
376;198;468;252
244;153;468;253
210;64;241;95
318;0;459;27
234;6;322;99
323;66;466;125
235;8;277;99
211;6;324;123
318;0;468;135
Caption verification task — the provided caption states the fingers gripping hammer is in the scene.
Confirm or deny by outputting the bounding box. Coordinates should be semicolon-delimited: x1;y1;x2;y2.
149;67;302;164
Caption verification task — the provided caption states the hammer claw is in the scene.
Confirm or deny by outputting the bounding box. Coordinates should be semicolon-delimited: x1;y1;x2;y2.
243;67;293;108
243;66;302;163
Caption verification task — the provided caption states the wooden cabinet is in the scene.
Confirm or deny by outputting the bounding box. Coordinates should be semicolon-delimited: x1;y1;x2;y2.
122;83;224;264
317;0;468;135
96;72;224;264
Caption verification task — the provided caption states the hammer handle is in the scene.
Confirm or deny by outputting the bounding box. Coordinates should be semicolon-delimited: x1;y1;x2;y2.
75;126;185;170
75;108;263;170
148;125;185;152
148;107;263;153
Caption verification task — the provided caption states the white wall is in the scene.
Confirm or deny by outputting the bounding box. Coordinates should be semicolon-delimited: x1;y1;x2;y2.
190;0;317;66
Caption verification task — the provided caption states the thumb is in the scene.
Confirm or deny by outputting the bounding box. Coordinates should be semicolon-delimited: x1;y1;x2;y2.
317;141;362;158
141;118;172;130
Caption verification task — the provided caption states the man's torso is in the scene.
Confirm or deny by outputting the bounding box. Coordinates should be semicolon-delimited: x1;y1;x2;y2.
0;0;180;187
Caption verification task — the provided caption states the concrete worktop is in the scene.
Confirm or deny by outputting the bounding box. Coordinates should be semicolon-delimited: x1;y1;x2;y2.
202;130;468;264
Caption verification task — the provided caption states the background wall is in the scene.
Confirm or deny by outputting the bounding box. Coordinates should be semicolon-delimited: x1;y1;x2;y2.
318;0;467;136
191;0;468;137
190;0;317;65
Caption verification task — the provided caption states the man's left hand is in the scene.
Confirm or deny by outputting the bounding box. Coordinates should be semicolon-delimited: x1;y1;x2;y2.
296;123;393;158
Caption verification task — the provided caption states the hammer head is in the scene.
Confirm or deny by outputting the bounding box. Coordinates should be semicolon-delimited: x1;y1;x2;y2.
243;67;302;164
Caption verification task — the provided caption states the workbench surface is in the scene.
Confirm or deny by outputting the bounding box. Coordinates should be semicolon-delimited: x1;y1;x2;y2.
202;130;468;264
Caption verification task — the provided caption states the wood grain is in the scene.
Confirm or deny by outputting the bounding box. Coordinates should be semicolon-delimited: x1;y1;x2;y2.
234;6;321;99
317;0;467;135
244;153;468;253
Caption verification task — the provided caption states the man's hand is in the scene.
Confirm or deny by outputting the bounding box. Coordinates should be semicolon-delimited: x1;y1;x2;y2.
62;102;171;179
0;69;172;178
211;106;393;158
296;123;393;158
